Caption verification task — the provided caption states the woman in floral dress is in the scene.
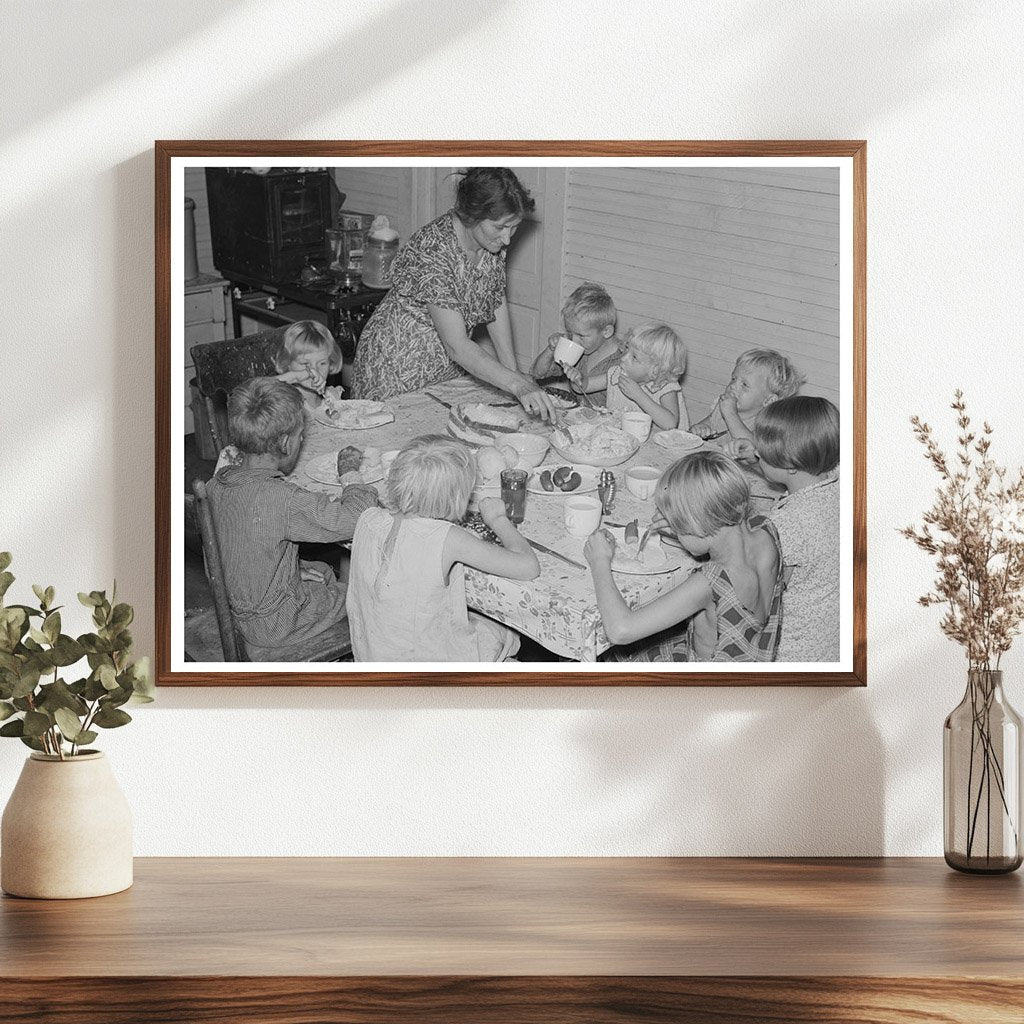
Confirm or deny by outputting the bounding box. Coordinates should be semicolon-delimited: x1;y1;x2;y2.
351;167;557;421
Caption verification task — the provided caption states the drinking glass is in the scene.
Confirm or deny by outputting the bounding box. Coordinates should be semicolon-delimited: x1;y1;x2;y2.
500;469;528;524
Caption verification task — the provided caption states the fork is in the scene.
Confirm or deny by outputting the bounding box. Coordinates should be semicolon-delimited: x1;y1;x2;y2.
568;380;596;410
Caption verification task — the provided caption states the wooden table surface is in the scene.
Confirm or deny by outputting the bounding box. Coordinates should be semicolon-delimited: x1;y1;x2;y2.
2;857;1023;1022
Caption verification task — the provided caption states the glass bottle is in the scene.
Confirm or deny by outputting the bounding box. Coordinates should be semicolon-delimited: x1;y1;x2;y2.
943;668;1022;873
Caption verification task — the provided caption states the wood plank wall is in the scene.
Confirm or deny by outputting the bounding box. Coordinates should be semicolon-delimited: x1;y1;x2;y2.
561;167;841;419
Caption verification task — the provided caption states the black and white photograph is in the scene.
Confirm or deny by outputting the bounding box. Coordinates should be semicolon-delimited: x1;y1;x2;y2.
160;146;864;684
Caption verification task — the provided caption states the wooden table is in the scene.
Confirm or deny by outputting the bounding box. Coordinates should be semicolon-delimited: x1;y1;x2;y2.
2;857;1021;1023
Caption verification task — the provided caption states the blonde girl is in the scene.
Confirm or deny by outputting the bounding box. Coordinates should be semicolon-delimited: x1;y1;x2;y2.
273;320;343;405
346;435;539;662
584;449;783;662
604;323;689;430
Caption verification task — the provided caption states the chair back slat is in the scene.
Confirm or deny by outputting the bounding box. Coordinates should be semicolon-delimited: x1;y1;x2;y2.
191;479;244;662
190;328;284;399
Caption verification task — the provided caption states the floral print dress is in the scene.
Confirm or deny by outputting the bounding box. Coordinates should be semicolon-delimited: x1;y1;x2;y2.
351;212;508;400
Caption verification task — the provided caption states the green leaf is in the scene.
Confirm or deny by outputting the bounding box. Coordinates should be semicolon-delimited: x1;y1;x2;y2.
32;584;48;609
19;735;45;752
92;705;132;729
74;730;98;746
98;664;118;691
78;591;100;607
50;634;85;667
44;586;55;608
36;678;88;717
128;657;155;702
0;700;15;722
0;606;27;651
0;552;11;573
12;665;41;699
22;710;51;738
53;708;88;741
83;675;108;701
110;603;134;629
80;635;112;655
0;571;14;602
54;707;85;742
0;719;24;737
28;627;49;646
104;685;132;709
42;611;60;644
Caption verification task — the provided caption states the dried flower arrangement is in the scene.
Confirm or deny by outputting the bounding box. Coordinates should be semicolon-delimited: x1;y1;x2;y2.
902;390;1024;870
901;390;1024;668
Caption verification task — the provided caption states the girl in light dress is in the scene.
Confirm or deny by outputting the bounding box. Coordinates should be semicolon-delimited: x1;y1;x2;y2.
584;449;784;662
567;322;689;431
346;435;539;662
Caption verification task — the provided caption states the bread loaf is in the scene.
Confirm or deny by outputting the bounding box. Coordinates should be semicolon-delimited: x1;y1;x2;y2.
336;446;363;478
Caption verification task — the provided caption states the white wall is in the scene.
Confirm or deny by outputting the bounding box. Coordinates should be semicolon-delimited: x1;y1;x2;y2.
1;1;1022;856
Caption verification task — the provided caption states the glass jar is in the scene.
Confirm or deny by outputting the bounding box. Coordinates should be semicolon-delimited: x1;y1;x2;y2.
362;233;399;289
944;668;1022;873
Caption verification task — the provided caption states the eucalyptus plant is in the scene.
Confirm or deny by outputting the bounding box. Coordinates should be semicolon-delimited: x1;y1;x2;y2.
0;552;153;759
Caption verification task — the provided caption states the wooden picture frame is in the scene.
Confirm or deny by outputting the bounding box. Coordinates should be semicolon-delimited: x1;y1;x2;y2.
156;141;866;686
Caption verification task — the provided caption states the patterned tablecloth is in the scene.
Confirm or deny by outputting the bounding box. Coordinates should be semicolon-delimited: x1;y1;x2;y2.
291;377;780;661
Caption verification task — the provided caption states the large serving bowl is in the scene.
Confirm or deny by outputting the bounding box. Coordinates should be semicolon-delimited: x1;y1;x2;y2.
502;432;549;469
549;423;640;468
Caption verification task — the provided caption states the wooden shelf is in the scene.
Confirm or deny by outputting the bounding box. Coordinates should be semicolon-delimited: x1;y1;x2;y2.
2;857;1022;1022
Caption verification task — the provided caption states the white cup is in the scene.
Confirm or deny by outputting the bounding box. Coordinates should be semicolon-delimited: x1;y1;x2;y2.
553;335;585;368
621;411;653;442
564;495;603;538
625;466;661;500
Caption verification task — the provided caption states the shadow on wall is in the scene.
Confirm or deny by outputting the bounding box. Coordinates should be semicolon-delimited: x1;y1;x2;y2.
0;1;248;139
730;1;972;131
569;686;884;856
1;0;501;142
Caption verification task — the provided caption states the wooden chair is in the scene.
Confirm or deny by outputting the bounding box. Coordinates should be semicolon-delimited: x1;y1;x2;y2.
190;327;286;453
191;479;353;663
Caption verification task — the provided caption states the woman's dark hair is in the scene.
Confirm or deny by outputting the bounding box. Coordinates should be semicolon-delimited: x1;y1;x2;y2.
453;167;535;225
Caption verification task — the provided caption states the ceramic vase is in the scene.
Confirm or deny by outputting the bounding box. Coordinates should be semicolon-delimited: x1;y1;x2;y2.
944;669;1023;874
1;751;133;899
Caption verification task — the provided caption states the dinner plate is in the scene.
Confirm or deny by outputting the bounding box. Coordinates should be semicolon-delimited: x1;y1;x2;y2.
604;524;688;575
305;451;384;487
312;398;395;430
652;429;704;453
526;463;600;495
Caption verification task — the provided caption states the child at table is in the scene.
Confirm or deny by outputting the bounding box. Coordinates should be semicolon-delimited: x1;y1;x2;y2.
530;282;622;390
728;396;840;662
205;377;379;661
346;435;540;662
691;348;804;443
273;320;343;408
584;450;783;663
602;322;689;430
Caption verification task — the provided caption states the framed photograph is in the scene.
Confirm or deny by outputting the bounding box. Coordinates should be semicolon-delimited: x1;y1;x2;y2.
156;141;865;686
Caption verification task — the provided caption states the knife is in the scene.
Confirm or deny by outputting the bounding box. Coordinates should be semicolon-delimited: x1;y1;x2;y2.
523;536;588;571
424;392;454;411
636;524;654;558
